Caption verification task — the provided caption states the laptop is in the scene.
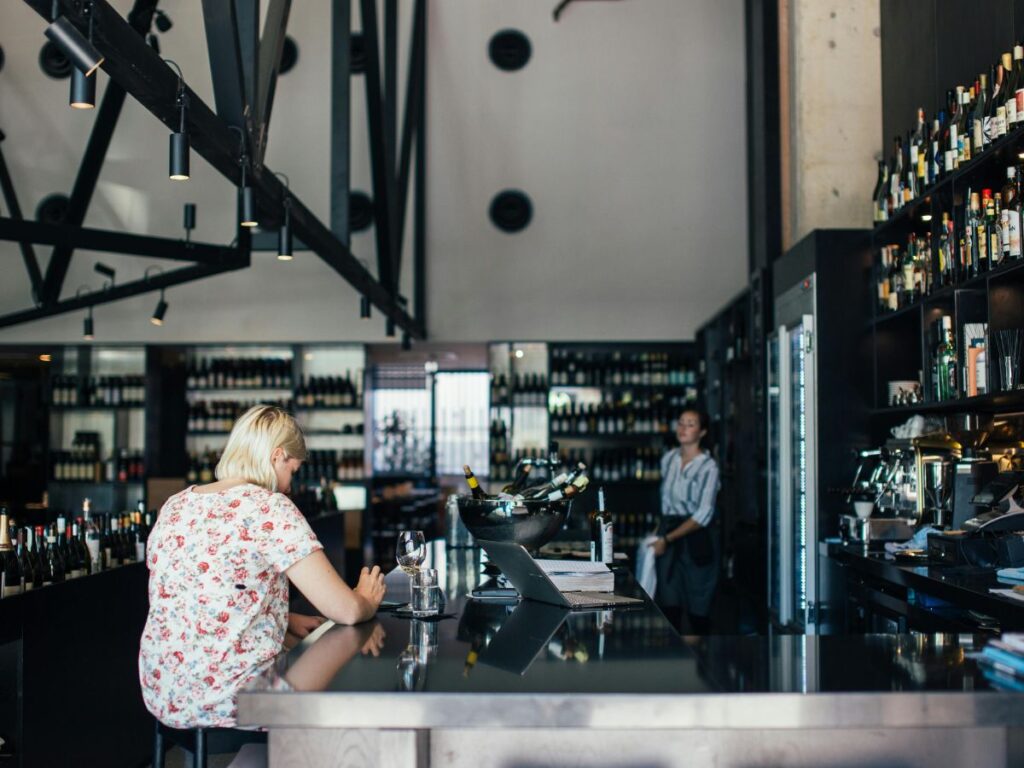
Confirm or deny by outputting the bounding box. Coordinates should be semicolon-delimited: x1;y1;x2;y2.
478;540;644;609
478;600;570;675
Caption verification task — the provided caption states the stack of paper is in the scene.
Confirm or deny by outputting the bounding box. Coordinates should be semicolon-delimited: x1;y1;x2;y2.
535;559;614;592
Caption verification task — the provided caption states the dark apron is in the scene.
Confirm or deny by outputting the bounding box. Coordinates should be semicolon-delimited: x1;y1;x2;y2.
653;516;720;616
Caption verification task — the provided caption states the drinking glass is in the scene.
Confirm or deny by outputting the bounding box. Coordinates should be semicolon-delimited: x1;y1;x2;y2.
396;530;426;575
411;568;441;617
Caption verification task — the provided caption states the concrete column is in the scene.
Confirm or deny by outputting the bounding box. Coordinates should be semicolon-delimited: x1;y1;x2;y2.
781;0;882;248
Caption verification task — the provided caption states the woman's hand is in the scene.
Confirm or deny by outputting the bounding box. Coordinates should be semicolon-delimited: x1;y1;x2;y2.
650;537;668;557
360;622;387;657
354;565;386;614
288;612;327;639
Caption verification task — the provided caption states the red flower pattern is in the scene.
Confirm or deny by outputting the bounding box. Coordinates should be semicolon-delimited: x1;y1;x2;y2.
138;484;322;728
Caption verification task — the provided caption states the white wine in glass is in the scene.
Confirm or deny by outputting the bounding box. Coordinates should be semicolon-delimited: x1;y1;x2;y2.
397;530;426;575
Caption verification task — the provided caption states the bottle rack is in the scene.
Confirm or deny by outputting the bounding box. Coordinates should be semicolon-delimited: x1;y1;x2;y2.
47;346;148;514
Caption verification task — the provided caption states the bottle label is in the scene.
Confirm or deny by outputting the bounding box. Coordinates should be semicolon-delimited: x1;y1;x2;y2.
1010;210;1022;257
1;573;21;597
1008;97;1017;125
973;119;984;151
136;542;146;562
909;145;918;165
86;538;100;569
944;149;955;172
1017;88;1024;119
601;522;613;564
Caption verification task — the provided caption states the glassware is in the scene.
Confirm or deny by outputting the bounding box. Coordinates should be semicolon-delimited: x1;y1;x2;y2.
396;530;425;575
411;568;440;617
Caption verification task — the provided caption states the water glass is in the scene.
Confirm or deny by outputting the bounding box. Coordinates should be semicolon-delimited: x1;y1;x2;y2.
412;568;440;616
411;619;439;661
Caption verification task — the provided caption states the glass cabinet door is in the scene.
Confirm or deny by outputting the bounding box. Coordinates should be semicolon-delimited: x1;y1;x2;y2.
767;333;781;621
787;315;816;632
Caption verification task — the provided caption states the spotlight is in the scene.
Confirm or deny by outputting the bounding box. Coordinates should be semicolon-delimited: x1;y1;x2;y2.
166;61;189;180
39;354;52;363
183;203;196;242
386;317;396;337
360;295;371;319
69;66;95;109
275;173;292;260
278;204;292;260
920;213;933;222
230;126;258;227
402;332;412;351
45;14;103;77
146;33;160;54
94;262;115;283
151;289;168;326
83;307;94;340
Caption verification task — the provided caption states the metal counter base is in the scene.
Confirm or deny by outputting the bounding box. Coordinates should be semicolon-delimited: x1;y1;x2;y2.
264;726;1015;768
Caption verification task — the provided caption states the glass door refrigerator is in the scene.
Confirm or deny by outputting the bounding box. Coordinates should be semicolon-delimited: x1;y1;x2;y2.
766;229;871;636
767;276;818;633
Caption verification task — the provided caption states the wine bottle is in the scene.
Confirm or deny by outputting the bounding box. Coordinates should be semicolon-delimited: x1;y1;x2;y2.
504;462;533;494
41;525;65;585
462;465;488;500
973;75;987;155
590;487;614;564
17;526;38;591
0;509;22;598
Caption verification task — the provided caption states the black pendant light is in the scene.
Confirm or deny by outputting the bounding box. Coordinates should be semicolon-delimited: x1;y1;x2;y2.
386;317;396;337
151;289;168;326
45;9;103;77
83;307;94;340
166;61;189;180
230;125;257;227
275;173;292;260
360;295;371;319
69;65;94;108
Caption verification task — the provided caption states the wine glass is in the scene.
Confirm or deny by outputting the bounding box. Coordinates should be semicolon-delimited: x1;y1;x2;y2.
396;530;426;575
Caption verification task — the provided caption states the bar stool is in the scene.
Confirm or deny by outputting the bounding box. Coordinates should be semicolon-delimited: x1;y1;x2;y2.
152;719;267;768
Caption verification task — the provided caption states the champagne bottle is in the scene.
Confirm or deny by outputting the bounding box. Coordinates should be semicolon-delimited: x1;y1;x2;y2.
41;525;65;585
590;487;614;564
0;508;22;598
504;462;533;494
462;464;488;500
973;75;988;154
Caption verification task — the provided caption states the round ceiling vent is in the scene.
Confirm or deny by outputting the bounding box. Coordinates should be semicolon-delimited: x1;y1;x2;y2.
280;36;299;75
350;33;367;74
36;193;71;225
488;29;531;72
350;191;374;232
39;41;72;79
489;190;532;233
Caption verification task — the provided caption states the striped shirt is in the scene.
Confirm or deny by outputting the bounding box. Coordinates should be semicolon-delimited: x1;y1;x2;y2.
659;449;719;527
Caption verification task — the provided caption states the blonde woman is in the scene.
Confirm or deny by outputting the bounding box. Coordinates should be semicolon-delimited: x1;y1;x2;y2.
139;405;385;729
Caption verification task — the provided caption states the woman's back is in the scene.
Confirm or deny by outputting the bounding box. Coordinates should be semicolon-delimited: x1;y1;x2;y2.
139;483;321;727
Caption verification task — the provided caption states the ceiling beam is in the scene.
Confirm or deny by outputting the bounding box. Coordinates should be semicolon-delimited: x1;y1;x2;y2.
0;135;44;303
22;0;424;338
0;251;251;329
0;217;240;264
253;0;291;167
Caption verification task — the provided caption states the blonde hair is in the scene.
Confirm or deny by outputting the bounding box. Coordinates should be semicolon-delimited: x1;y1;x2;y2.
215;405;307;491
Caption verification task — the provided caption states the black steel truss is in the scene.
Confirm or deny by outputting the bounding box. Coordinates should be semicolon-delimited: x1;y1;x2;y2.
0;133;44;303
7;0;426;338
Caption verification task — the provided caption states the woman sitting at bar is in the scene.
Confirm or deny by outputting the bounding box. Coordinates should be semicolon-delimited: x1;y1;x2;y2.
650;408;720;634
139;404;385;729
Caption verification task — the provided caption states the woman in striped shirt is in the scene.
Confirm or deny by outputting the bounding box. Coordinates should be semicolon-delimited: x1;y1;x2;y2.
650;408;720;634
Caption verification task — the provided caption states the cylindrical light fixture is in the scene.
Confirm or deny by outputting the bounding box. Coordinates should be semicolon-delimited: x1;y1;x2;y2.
386;317;396;337
239;164;257;227
151;289;168;326
277;202;293;260
401;332;412;351
69;66;94;108
183;202;196;232
167;65;189;180
83;307;94;340
360;295;371;319
45;15;104;77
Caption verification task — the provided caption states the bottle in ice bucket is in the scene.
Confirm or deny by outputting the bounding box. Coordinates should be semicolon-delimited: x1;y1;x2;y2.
462;465;488;500
590;486;613;563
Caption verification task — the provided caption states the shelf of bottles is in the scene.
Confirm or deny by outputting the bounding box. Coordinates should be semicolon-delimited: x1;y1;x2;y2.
487;343;550;486
47;347;147;514
185;345;367;515
867;40;1024;415
548;345;697;447
2;503;154;598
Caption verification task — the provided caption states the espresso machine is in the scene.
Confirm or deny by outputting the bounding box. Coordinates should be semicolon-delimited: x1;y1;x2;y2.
839;443;919;544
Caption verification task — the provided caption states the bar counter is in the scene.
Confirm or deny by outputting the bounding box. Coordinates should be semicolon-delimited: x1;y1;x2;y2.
238;543;1024;767
830;541;1024;631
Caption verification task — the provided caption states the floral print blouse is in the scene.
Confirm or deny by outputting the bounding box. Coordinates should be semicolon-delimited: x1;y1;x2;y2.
139;484;322;728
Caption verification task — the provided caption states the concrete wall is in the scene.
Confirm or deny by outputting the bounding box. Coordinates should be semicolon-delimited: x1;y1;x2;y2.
782;0;881;247
0;0;748;344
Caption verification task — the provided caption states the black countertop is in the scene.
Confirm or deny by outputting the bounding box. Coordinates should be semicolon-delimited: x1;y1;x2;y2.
830;542;1024;628
244;543;999;699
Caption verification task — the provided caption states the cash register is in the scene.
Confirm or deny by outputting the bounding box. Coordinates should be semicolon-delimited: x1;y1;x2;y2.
927;469;1024;567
